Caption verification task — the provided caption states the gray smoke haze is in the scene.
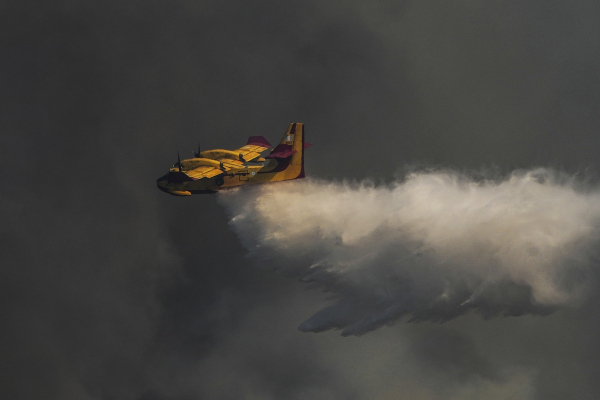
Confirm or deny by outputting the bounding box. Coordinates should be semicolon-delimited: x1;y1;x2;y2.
219;170;600;335
5;0;600;399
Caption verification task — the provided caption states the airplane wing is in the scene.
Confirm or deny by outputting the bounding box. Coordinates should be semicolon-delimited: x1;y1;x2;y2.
233;136;272;162
197;137;271;163
183;166;224;180
181;158;251;180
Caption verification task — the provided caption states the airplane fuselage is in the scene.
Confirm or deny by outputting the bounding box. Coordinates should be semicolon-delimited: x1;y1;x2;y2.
157;123;306;196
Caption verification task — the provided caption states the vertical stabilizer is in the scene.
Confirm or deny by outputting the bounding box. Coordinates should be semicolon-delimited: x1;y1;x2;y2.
265;122;307;180
290;123;305;178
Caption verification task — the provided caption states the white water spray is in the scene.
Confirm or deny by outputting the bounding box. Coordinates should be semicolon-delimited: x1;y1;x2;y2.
218;169;600;335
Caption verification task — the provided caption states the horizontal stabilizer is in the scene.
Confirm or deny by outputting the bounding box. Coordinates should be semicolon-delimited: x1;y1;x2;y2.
266;143;297;159
247;136;271;147
304;142;313;149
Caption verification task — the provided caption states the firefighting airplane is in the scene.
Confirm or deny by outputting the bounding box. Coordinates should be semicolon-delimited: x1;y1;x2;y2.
157;122;311;195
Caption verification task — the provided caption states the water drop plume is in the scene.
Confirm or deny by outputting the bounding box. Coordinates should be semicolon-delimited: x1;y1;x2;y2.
218;169;600;336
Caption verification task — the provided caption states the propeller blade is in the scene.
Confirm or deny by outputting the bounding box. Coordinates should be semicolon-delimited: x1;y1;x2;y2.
177;151;182;172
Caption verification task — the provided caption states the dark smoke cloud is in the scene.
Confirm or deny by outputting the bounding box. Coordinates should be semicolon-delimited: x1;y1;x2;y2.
4;0;600;399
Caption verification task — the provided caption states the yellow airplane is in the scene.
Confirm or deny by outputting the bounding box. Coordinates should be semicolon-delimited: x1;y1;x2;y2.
157;122;311;196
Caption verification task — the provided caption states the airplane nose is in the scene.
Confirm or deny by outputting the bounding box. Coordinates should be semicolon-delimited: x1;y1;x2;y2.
156;174;169;192
157;174;168;184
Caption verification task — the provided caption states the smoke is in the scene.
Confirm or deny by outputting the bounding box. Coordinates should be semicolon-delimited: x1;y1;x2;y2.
218;168;600;336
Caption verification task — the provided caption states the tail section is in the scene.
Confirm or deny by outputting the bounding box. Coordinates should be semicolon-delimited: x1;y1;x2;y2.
263;123;309;180
289;122;306;178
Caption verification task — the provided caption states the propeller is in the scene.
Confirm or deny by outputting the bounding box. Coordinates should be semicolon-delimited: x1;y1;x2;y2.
177;151;182;172
239;153;246;163
219;161;226;171
193;142;201;158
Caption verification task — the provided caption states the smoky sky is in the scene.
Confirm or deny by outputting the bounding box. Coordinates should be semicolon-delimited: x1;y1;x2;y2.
4;1;600;399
